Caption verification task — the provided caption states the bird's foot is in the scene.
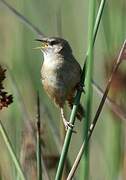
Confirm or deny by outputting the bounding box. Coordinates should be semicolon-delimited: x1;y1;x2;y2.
60;108;76;133
64;119;74;130
64;120;76;133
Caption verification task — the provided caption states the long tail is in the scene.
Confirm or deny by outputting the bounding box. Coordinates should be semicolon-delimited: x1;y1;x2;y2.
67;97;84;120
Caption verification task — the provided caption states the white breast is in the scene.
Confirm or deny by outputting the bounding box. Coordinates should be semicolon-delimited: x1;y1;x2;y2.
42;51;62;70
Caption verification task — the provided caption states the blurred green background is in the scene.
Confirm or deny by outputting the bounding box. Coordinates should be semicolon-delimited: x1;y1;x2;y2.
0;0;126;179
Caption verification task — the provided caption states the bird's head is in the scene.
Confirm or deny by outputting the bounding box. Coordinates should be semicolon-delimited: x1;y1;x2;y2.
35;37;72;55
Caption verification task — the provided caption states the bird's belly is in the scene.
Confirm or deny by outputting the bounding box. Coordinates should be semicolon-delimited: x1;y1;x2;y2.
42;63;67;91
42;76;66;107
41;62;80;106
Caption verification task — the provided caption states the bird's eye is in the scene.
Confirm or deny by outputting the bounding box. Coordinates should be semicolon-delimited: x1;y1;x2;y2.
49;40;57;46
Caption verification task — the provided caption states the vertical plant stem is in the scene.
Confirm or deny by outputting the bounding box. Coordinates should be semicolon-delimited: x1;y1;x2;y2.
93;0;106;46
67;40;126;180
0;120;26;180
55;1;106;179
55;101;81;180
56;7;68;179
82;0;96;179
36;92;42;180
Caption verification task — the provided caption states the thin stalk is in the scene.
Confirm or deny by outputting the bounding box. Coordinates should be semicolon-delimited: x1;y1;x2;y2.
93;0;106;46
36;92;42;180
0;120;26;180
67;40;126;179
56;6;68;180
82;0;96;178
55;0;105;179
80;0;106;81
55;101;81;180
92;80;126;122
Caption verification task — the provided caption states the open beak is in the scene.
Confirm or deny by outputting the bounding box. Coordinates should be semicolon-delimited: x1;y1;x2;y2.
33;39;48;50
33;46;42;50
35;39;45;42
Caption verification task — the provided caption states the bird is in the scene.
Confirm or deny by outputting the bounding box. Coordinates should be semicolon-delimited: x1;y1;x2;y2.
35;37;84;130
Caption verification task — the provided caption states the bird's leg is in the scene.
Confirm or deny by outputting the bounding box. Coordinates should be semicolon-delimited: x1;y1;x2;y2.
60;108;74;130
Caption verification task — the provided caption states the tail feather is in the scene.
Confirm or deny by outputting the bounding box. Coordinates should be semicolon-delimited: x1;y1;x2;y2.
67;98;84;120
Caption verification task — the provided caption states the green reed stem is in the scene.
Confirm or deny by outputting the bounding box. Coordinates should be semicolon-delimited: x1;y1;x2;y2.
0;120;26;180
55;0;105;179
36;92;42;180
82;0;96;179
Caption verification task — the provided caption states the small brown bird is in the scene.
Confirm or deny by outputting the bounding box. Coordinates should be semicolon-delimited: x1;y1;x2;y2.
36;37;84;130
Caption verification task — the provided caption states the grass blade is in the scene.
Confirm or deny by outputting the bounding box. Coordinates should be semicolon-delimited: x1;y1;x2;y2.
0;120;26;180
